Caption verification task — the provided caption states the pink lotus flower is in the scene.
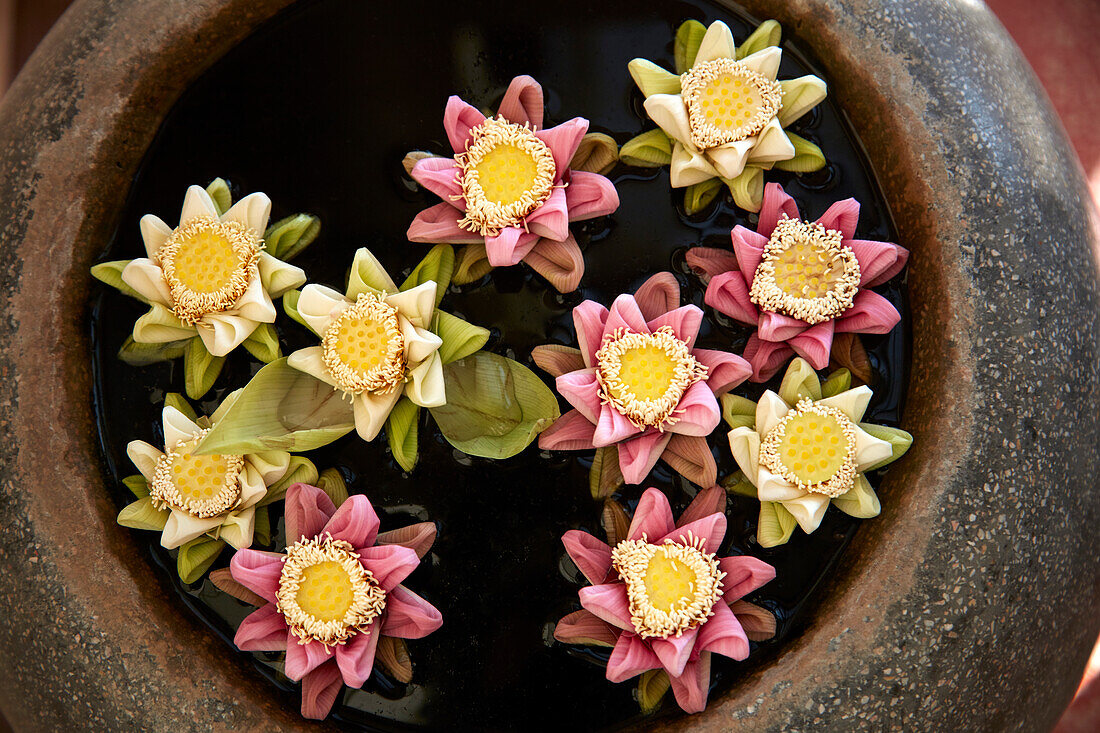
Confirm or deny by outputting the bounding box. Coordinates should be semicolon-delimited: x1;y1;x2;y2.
534;273;751;485
554;487;776;713
407;75;620;292
226;483;442;720
687;183;908;382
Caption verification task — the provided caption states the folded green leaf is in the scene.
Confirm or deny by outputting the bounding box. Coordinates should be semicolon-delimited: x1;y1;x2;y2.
402;244;454;305
684;178;723;215
429;351;560;459
570;132;620;175
184;338;226;400
386;396;421;473
628;58;681;97
91;260;146;302
403;150;439;176
722;472;758;498
118;336;188;366
117;497;169;531
177;536;225;584
163;392;198;421
242;322;282;363
774;131;827;173
601;499;630;546
721;394;757;430
857;423;913;471
778;75;828;128
205;177;232;215
821;368;852;398
253;505;272;545
638;669;672;714
260;455;320;506
432;310;491;365
452;244;493;285
122;474;150;499
674;19;708;73
317;467;349;508
265;213;321;262
737;19;782;60
832;473;881;518
778;357;822;405
195;358;355;455
133;303;195;344
726;166;765;212
590;445;624;500
619;129;672;168
347;247;398;298
757;501;798;547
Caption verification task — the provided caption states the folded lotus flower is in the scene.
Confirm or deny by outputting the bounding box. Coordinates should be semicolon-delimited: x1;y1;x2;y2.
554;486;776;713
227;483;442;720
687;182;909;382
534;273;751;486
407;75;620;292
725;358;913;546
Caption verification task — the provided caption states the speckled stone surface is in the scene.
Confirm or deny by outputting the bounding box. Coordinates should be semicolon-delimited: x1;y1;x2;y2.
0;0;1096;731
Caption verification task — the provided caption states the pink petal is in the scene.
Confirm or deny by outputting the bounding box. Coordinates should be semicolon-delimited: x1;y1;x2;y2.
788;319;835;369
538;409;597;451
285;483;335;543
606;632;662;683
836;289;901;334
815;198;860;240
564;170;620;221
578;582;633;630
285;638;334;682
358;544;420;591
757;183;800;239
657;513;727;554
669;652;711;714
691;348;751;395
696;601;749;661
685;247;738;284
410;157;462;201
719;555;777;603
849;238;909;287
650;627;698;678
604;294;650;337
335;622;381;688
628;487;676;542
525;234;584;293
229;549;284;603
525;187;570;241
233;604;288;651
647;305;703;348
443;95;486;153
731;226;767;287
757;311;811;341
376;522;437;559
554;609;621;647
497;74;544;127
742;334;795;383
677;485;727;528
562;529;613;585
322;494;380;549
382;585;443;639
407;202;483;244
300;662;343;720
573;299;610;367
666;381;720;437
485;226;539;267
633;272;681;322
593;404;642;447
704;272;758;325
536;118;589;180
618;430;673;485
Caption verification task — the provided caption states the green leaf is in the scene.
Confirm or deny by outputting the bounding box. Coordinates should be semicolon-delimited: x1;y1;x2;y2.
117;497;169;531
722;472;758;498
242;322;282;363
432;310;491;365
118;337;188;366
317;467;349;508
177;536;225;584
260;455;320;506
757;501;798;548
282;289;317;335
857;423;913;471
570;133;620;175
264;213;321;262
589;445;624;499
184;338;226;400
205;177;232;215
774;131;827;173
347;247;398;298
821;368;852;398
638;670;672;714
402;244;454;305
386;397;420;473
674;19;708;73
777;76;828;128
619;129;672;168
832;473;881;519
721;394;757;430
132;303;195;344
737;19;782;60
253;505;272;545
195;358;355;455
122;474;150;499
778;357;822;405
684;178;723;215
91;260;147;302
627;58;681;96
452;244;493;285
726;166;765;212
429;352;560;459
163;392;198;421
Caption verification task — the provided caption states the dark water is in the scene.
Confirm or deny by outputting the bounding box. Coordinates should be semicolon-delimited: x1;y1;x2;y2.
89;0;909;730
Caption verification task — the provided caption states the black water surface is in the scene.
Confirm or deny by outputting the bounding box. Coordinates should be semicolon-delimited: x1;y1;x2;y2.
89;0;909;730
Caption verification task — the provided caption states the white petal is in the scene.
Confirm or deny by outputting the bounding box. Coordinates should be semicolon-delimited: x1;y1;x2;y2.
853;426;893;471
781;494;830;533
237;464;270;510
121;258;173;307
234;275;277;323
756;467;807;502
400;319;443;364
670;141;719;187
286;346;337;387
217;509;255;550
132;304;196;344
755;390;791;437
707;139;755;179
160;511;221;550
694;20;736;64
223;191;272;235
745;118;796;165
179;185;218;225
163;406;201;447
140;215;173;259
258;252;306;297
739;46;782;80
818;385;872;422
127;440;164;482
352;388;403;441
298;283;349;336
642;94;693;145
196;314;257;357
385;281;437;328
245;450;291;485
727;427;760;483
405;353;446;408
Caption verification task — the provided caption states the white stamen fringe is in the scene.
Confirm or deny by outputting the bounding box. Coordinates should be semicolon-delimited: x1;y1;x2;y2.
759;397;858;498
681;58;783;150
150;428;244;518
321;292;407;397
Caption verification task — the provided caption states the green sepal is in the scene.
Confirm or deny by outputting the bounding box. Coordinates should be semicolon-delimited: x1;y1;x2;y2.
164;392;198;421
317;467;349;508
205;177;232;215
122;474;150;499
452;244;493;285
674;19;708;73
727;166;765;212
757;501;798;547
627;58;681;97
773;131;827;173
684;178;723;215
265;213;321;262
777;76;828;128
832;474;881;519
184;337;226;400
260;455;320;507
778;357;822;405
857;423;913;471
118;337;188;366
91;260;146;302
589;445;624;500
737;20;782;60
117;497;169;531
638;669;672;714
721;394;757;430
253;505;272;545
432;310;491;365
619;129;672;168
242;322;282;363
347;247;398;298
386;396;420;473
402;244;454;306
177;536;225;584
722;472;758;498
282;289;317;335
821;368;852;398
570;132;620;175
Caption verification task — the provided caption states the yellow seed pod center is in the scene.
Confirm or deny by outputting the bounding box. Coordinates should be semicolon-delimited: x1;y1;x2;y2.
296;560;356;623
171;229;239;293
698;73;764;133
775;413;848;484
331;315;392;373
170;438;235;503
322;294;406;395
612;345;680;402
643;553;698;613
150;429;244;519
473;144;541;205
681;58;782;149
772;240;847;299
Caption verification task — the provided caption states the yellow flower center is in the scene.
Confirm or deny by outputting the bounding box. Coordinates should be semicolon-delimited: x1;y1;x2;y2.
759;398;858;497
680;58;783;150
456;115;556;237
158;215;262;325
749;216;861;324
276;536;387;648
595;327;708;431
612;534;725;639
150;429;244;518
322;293;406;396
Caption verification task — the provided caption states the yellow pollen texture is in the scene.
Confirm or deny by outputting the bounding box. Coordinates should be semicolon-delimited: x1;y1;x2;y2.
296;560;355;623
170;439;234;504
321;293;406;396
331;315;391;374
775;413;847;485
613;345;679;402
773;241;845;299
643;553;697;613
171;229;238;293
473;144;540;205
698;73;763;133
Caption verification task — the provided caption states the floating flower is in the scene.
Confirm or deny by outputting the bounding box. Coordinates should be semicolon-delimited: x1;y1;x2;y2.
407;75;620;292
724;359;912;546
621;19;828;213
687;182;909;382
534;273;751;486
222;483;442;720
554;487;776;713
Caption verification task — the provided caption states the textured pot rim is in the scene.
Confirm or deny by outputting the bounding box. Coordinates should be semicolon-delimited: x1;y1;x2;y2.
0;0;1097;731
